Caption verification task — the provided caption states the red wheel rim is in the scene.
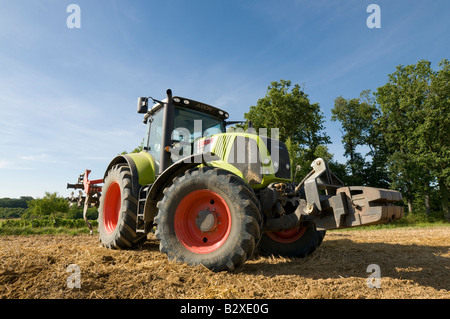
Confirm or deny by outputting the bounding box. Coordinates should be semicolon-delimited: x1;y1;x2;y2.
174;189;231;254
103;181;121;234
266;226;307;244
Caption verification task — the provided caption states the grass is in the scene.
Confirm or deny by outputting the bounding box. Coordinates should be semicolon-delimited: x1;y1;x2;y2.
0;226;91;235
0;218;97;235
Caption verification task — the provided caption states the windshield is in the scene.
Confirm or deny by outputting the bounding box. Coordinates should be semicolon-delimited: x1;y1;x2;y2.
145;105;225;169
172;106;224;143
171;107;224;161
145;108;165;172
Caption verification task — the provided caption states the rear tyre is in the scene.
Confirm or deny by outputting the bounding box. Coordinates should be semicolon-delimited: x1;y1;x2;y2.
155;167;261;271
258;222;326;258
98;164;147;249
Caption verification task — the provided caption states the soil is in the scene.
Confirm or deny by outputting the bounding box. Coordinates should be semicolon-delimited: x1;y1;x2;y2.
0;226;449;299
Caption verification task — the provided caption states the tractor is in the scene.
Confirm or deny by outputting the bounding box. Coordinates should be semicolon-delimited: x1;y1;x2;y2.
68;89;403;271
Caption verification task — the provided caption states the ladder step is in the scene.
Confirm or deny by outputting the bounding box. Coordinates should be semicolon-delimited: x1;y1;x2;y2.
136;184;152;234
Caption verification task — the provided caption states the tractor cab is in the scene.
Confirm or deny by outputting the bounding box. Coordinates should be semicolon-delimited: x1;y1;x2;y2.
137;89;293;189
137;89;228;174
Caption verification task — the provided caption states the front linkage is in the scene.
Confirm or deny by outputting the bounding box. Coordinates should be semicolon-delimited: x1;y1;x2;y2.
262;158;403;233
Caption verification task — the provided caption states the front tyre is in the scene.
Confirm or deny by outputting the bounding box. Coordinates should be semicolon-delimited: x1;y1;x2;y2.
98;164;147;249
155;167;261;271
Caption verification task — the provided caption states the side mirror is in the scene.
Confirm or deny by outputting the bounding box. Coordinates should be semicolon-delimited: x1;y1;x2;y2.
137;97;148;114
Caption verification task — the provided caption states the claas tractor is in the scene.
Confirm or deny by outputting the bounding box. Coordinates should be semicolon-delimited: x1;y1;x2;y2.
68;89;403;271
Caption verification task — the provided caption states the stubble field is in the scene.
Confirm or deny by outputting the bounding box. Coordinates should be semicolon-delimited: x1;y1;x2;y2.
1;226;449;299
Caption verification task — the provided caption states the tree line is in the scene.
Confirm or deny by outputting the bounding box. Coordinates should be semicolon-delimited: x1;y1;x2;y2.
0;197;33;219
245;59;449;221
0;192;97;220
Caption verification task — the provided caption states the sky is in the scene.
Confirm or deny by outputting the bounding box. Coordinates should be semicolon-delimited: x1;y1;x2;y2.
0;0;449;199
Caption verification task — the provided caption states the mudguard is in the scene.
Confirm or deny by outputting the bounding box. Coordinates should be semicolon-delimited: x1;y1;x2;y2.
104;151;156;197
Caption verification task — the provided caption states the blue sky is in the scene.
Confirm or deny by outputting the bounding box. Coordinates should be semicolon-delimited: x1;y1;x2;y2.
0;0;449;198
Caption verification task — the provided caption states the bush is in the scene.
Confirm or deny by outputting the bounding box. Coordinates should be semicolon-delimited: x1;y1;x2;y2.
396;210;447;225
23;192;69;219
67;205;98;220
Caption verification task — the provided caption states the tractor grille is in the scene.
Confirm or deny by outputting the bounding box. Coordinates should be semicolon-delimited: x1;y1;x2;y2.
212;134;231;159
226;136;263;185
225;135;291;183
262;138;291;180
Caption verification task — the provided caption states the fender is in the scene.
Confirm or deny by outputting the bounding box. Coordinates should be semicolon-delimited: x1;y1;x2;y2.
104;151;156;197
143;152;220;223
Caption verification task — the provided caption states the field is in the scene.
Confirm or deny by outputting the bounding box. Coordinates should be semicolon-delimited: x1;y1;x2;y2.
0;226;449;299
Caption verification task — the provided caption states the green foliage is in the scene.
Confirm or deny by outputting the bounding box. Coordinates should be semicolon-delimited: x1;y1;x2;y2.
0;195;98;221
67;205;98;220
0;196;33;208
326;59;449;221
0;207;28;219
335;214;448;231
375;59;450;219
0;218;98;235
332;91;376;160
331;91;391;188
0;194;98;234
375;60;433;195
0;218;94;228
246;80;330;147
23;192;69;219
0;196;32;219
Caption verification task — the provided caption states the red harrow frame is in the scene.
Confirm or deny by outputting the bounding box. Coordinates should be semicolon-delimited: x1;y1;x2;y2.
67;169;103;234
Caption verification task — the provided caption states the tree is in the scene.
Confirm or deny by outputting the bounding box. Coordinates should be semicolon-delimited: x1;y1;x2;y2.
245;80;330;178
375;59;449;219
24;192;69;219
376;60;433;213
0;197;32;208
420;59;450;219
331;90;382;186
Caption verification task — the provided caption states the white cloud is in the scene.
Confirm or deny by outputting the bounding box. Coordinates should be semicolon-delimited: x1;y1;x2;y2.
0;160;33;170
18;154;49;162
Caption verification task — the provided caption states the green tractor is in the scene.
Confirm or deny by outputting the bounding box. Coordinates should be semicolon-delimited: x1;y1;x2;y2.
68;89;403;271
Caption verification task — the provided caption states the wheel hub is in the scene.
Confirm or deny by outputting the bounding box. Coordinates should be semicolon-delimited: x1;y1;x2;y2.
196;208;218;232
174;189;231;254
